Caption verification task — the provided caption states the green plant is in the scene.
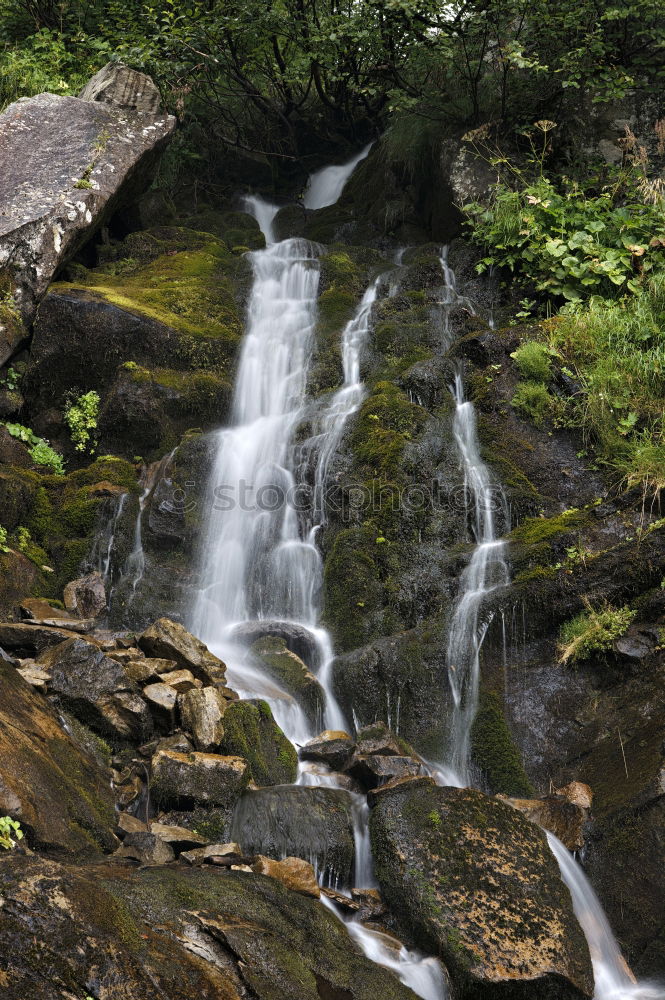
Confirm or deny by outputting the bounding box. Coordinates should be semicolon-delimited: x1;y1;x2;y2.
2;422;65;474
0;526;10;553
0;816;23;849
558;603;637;664
511;381;556;426
510;341;552;382
64;390;100;453
2;366;21;391
16;525;30;552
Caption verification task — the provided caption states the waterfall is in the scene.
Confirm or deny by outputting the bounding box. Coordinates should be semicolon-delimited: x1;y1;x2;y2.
303;143;372;210
547;834;664;1000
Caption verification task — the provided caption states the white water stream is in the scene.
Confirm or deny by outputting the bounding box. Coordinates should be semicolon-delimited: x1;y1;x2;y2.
303;143;372;210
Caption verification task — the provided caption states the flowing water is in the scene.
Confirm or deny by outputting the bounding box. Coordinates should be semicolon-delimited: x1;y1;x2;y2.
303;143;372;210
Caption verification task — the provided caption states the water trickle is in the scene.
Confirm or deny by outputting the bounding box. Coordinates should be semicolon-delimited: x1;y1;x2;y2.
122;450;176;606
303;144;372;210
547;834;665;1000
321;895;448;1000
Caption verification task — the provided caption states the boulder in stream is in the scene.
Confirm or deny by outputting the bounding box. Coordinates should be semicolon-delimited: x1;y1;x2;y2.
217;699;298;786
370;780;594;999
138;617;227;686
151;748;250;810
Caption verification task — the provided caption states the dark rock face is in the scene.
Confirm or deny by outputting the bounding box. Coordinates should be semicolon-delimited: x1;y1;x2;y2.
370;781;594;999
0;661;116;852
232;785;356;888
0;91;175;359
0;856;422;1000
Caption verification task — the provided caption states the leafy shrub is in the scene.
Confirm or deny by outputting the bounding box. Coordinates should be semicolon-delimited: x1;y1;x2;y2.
0;815;23;849
511;341;552;382
511;381;556;427
558;604;637;664
2;422;65;474
64;390;100;453
0;525;9;553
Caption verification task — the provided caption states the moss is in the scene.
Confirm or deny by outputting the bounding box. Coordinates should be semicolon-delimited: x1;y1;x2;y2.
509;508;590;545
323;524;387;650
218;699;297;786
68;455;138;492
53;228;244;347
351;381;427;480
470;691;533;797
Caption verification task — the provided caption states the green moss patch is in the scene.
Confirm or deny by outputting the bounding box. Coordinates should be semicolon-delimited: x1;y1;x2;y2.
470;691;533;797
218;699;297;786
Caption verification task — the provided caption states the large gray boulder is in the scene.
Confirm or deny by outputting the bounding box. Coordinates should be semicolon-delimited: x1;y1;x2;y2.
0;69;175;363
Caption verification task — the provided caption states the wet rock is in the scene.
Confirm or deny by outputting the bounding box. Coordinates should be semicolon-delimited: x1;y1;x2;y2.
613;630;655;662
370;781;594;999
179;686;228;750
251;855;320;898
38;637;152;743
300;730;356;771
80;62;162;113
116;830;176;865
355;721;407;757
151;748;250;810
63;570;106;618
116;812;148;837
0;426;33;467
0;855;425;999
139;618;227;685
232;785;355;888
0;89;175;359
348;754;425;790
233;620;321;667
143;682;178;732
0;660;116;852
218;699;298;786
18;598;72;621
249;634;325;723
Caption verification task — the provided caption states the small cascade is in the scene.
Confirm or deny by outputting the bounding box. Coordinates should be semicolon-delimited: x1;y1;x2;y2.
547;834;664;1000
89;490;127;586
122;451;176;605
434;250;509;786
303;143;372;210
321;896;448;1000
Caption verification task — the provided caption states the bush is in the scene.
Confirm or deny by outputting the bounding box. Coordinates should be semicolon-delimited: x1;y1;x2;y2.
2;422;64;474
511;381;556;427
511;341;552;382
64;390;100;453
558;604;637;664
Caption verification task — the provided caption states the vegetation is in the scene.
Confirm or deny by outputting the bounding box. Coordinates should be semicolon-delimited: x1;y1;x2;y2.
0;815;23;849
64;390;100;453
2;422;64;474
558;603;638;664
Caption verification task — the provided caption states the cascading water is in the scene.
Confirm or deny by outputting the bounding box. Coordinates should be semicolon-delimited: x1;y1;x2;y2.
303;143;372;210
547;834;664;1000
433;251;663;1000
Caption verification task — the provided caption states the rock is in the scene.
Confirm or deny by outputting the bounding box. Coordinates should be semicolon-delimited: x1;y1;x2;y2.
179;842;242;865
159;668;201;692
0;660;116;852
370;781;594;999
32;617;94;633
154;733;193;755
251;855;320;899
355;721;406;757
348;754;425;790
0;553;46;622
0;854;423;999
116;812;148;837
149;823;207;851
16;664;50;689
63;570;106;618
38;637;152;743
115;830;176;865
249;633;325;723
232;786;356;888
614;631;655;661
18;598;72;621
151;748;250;810
178;686;228;750
80;62;162;113
218;699;298;786
350;888;388;921
233;620;322;667
501;782;594;851
0;426;33;467
300;731;356;771
0;621;87;655
139;618;227;685
143;682;178;732
0;89;175;360
124;657;162;684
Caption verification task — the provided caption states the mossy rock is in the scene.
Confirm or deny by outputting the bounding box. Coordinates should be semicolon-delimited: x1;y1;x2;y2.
218;698;298;786
370;781;593;998
250;636;325;725
470;691;533;797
